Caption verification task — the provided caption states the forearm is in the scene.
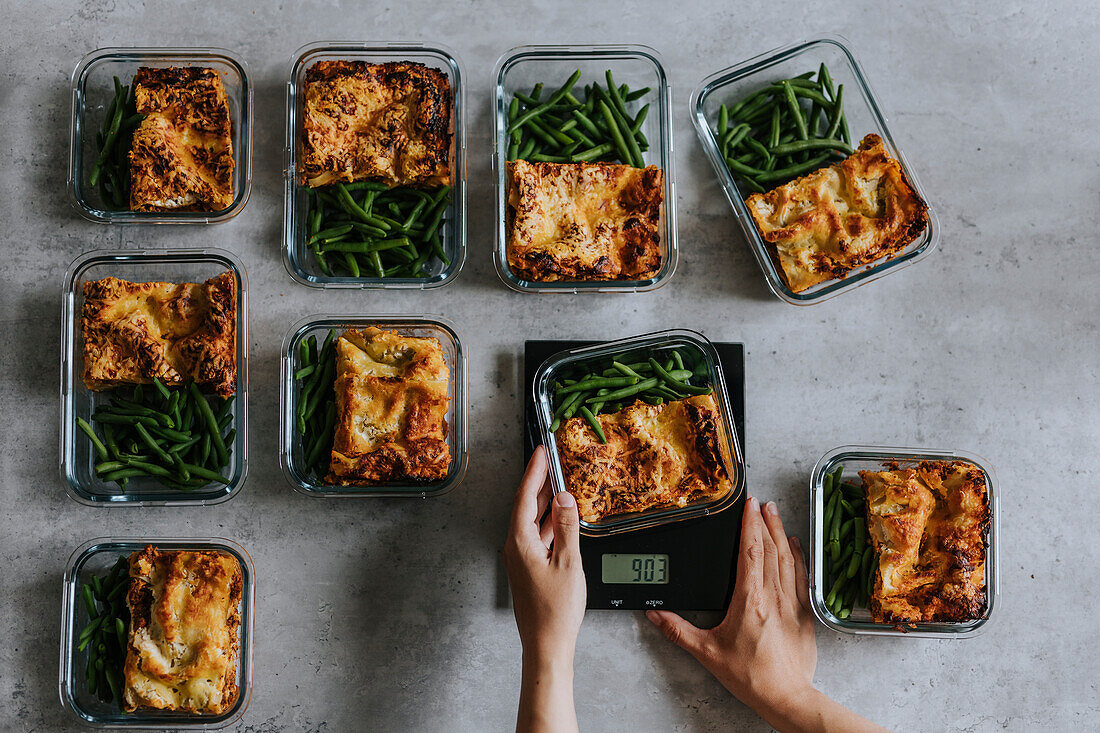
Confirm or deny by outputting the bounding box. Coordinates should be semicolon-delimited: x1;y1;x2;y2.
754;687;890;733
516;650;578;733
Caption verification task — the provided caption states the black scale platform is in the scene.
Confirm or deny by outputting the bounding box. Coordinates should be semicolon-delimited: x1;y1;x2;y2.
523;341;746;611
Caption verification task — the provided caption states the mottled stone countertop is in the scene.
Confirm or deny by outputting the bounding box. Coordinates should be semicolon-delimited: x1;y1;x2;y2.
1;1;1097;731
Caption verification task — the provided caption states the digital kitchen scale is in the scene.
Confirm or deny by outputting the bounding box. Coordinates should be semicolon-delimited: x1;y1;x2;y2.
524;341;746;611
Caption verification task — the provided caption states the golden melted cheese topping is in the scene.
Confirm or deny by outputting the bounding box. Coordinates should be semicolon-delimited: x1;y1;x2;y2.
81;271;236;395
506;160;664;282
298;60;451;188
862;460;989;624
555;394;733;523
123;546;242;715
328;327;451;484
129;67;235;212
746;134;929;293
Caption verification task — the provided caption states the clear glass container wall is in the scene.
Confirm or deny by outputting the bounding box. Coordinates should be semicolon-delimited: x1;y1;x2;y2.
60;249;249;506
279;315;467;497
808;445;998;637
59;537;255;729
69;47;252;223
533;329;744;536
690;35;939;304
493;45;677;293
282;42;467;289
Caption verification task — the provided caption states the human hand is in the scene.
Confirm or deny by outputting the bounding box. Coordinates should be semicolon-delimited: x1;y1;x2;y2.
647;496;816;715
504;445;586;664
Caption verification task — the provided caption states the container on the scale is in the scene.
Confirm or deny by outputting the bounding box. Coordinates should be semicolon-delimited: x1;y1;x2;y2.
533;329;746;536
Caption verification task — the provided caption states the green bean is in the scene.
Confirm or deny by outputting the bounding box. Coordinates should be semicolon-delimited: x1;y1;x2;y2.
558;376;638;394
647;358;712;395
624;86;650;102
596;100;634;168
76;418;109;461
769;137;852;156
585;377;660;403
754;154;831;183
825;84;845;139
507;69;582;134
579;406;607;444
718;104;729;137
295;365;315;380
846;548;863;579
189;382;227;467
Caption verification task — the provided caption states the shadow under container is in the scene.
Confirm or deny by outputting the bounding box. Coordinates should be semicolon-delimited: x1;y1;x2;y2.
59;537;255;728
282;42;467;289
690;34;939;304
492;44;678;294
279;315;467;497
809;445;998;637
68;47;253;223
60;249;249;507
533;329;745;536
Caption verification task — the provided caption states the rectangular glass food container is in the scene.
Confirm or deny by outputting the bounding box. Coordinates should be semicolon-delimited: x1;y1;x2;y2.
282;42;467;289
68;47;253;224
279;314;467;497
809;445;998;638
492;44;678;294
690;35;939;304
59;537;254;728
60;249;249;507
533;329;744;536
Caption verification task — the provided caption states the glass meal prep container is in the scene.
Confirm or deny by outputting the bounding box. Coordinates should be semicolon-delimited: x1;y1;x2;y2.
809;445;998;638
68;47;253;224
279;314;468;497
492;44;678;294
282;42;467;289
533;330;744;536
59;537;254;728
60;249;249;507
689;34;939;304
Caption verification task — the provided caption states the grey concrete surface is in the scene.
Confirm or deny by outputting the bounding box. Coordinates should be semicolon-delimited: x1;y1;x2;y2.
1;1;1098;731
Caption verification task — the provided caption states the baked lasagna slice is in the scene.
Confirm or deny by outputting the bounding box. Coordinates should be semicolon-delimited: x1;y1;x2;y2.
81;271;237;395
745;134;929;293
129;66;235;212
555;394;732;523
328;327;451;484
863;460;989;624
123;546;242;714
298;60;451;188
506;160;664;282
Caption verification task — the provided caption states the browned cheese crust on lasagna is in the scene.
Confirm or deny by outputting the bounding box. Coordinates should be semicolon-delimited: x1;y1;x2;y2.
555;394;732;523
745;134;929;293
81;271;237;395
506;160;664;282
328;327;451;484
129;66;235;212
298;60;452;188
862;460;989;625
123;546;242;714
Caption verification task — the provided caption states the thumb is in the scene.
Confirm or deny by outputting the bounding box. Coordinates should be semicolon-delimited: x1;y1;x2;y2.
550;491;581;560
646;609;707;656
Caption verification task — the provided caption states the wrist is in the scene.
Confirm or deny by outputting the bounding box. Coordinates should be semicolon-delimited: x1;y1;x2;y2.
751;685;828;733
522;643;575;676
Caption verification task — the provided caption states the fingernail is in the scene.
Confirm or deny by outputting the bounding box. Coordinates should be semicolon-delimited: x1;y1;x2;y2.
749;496;759;510
764;500;777;514
554;491;575;508
645;610;660;622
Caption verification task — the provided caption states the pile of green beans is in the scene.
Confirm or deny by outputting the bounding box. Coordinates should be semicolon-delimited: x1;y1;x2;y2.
77;556;129;706
90;76;144;210
821;466;876;619
714;64;852;194
548;349;712;443
295;329;338;477
506;69;652;167
304;183;451;278
76;378;235;492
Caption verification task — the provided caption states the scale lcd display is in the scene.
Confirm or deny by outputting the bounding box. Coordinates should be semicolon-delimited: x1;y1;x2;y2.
601;553;670;584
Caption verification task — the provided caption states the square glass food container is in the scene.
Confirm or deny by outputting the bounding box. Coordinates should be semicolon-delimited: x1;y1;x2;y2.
533;329;744;536
690;34;939;304
59;537;254;728
279;314;467;497
492;44;678;294
809;445;998;638
282;42;467;289
60;249;249;507
68;47;253;224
